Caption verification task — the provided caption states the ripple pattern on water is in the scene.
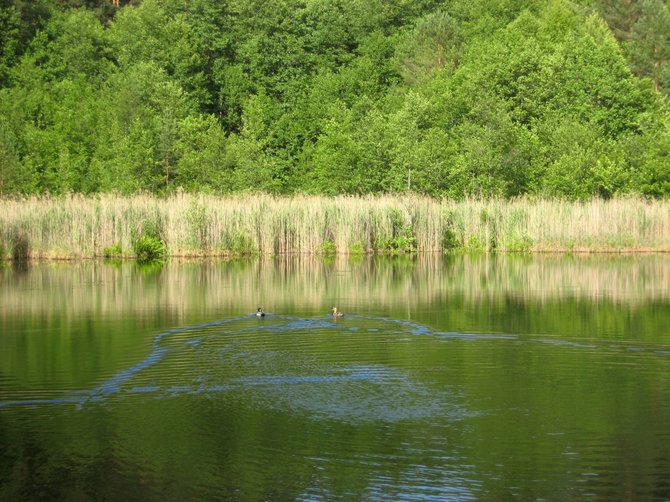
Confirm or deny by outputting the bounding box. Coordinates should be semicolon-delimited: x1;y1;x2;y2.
1;313;669;426
0;315;464;421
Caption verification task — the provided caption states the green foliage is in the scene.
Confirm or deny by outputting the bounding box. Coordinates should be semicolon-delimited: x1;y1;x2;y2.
349;242;365;255
103;243;123;258
321;240;337;255
0;115;30;194
220;231;256;255
384;233;417;254
0;3;21;87
374;208;417;254
441;209;464;250
395;10;463;85
1;0;670;199
628;0;670;93
10;230;29;261
109;0;208;106
133;235;166;262
594;0;641;41
466;235;485;252
131;213;166;261
505;235;534;253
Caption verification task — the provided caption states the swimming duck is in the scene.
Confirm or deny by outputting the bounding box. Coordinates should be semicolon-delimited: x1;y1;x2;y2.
256;307;265;317
331;307;344;318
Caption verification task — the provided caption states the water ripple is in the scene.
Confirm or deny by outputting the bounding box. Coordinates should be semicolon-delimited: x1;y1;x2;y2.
1;313;667;413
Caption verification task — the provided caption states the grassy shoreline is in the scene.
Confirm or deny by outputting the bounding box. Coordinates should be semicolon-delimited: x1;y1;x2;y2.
1;194;669;260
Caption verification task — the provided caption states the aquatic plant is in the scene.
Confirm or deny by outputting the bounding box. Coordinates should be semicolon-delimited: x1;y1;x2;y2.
321;240;337;255
0;194;669;258
10;231;29;262
103;243;123;258
133;235;166;262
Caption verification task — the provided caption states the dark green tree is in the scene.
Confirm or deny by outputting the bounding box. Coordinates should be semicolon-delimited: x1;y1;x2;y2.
593;0;641;41
395;10;463;85
628;0;670;93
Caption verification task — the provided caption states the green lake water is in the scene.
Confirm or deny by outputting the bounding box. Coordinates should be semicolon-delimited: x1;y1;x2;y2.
1;255;670;500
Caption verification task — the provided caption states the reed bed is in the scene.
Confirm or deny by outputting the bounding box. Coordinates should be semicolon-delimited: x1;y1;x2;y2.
0;194;668;259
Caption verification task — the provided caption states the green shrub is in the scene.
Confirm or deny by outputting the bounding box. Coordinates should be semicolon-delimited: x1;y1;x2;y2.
133;235;166;262
11;232;29;261
321;240;336;255
442;229;458;251
389;234;417;254
506;236;533;253
376;208;417;254
467;235;484;251
441;209;465;251
222;231;256;254
103;243;123;258
235;234;255;254
349;242;365;255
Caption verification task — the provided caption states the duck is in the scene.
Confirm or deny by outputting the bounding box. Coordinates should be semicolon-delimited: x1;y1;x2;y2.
256;307;265;318
331;307;344;318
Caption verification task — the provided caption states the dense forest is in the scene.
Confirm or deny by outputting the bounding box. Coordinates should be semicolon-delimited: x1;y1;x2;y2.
1;0;670;198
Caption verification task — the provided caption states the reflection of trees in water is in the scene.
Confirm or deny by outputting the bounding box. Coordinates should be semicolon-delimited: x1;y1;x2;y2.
1;255;669;319
2;255;669;385
2;257;670;500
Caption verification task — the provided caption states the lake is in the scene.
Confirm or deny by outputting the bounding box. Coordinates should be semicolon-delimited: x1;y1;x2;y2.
1;254;670;500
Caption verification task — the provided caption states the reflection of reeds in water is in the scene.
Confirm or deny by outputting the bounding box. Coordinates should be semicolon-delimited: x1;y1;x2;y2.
1;256;669;322
0;195;669;258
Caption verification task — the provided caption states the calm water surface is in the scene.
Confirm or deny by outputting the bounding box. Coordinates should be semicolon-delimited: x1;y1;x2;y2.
1;255;670;500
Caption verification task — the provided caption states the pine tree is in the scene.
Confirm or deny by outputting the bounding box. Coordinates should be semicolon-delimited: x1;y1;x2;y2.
628;0;670;92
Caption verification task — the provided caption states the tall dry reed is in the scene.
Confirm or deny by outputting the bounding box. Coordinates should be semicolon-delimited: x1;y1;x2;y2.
0;194;668;259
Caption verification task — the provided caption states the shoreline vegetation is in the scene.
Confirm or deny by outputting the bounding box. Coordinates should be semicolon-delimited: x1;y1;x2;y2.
3;1;670;204
1;195;669;260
